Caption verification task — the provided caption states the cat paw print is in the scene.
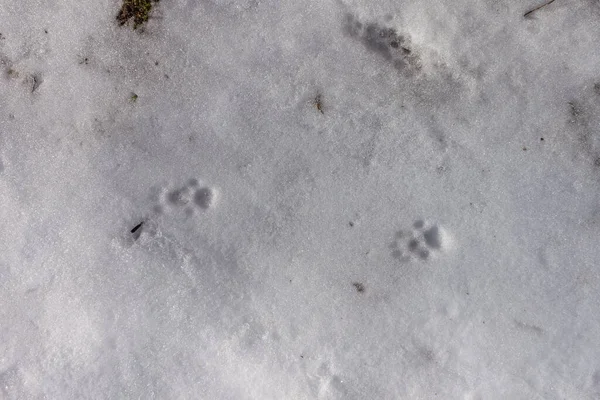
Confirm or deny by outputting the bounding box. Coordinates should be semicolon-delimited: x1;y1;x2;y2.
391;220;447;261
153;178;219;215
125;179;218;244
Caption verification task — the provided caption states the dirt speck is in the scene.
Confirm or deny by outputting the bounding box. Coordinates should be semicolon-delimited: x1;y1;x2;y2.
352;282;365;293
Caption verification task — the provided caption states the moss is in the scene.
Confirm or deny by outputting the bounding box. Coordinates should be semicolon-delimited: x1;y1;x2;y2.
117;0;158;30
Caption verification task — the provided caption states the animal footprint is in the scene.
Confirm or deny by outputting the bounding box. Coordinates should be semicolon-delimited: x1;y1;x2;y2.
344;14;421;75
125;179;218;244
391;220;446;261
157;178;218;215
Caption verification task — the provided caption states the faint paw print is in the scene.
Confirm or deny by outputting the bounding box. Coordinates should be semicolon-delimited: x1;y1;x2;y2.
344;14;421;75
154;178;218;215
391;220;445;261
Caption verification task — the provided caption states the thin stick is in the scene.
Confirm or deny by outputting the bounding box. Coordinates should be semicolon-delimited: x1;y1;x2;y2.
130;221;144;233
314;94;324;115
524;0;556;18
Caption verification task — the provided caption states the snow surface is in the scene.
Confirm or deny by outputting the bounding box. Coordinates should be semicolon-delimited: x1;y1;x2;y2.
1;0;600;398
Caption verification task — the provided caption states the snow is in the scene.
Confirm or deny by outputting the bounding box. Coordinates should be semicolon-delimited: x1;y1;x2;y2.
1;0;600;398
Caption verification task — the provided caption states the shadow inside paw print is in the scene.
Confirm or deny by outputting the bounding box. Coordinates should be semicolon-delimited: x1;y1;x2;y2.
391;220;444;261
168;186;194;206
159;178;217;215
193;187;213;209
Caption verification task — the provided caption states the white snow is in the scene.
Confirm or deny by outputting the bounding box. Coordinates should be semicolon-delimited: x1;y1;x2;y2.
1;0;600;398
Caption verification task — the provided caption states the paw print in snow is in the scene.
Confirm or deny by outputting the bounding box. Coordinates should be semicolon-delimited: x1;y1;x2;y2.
126;178;218;244
391;220;446;261
344;14;421;75
155;178;219;215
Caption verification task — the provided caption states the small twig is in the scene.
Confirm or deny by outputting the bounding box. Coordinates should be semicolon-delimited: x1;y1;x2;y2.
314;94;324;115
30;74;42;93
524;0;556;18
130;221;144;233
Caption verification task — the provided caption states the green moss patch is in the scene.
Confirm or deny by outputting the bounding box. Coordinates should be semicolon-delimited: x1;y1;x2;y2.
117;0;158;30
